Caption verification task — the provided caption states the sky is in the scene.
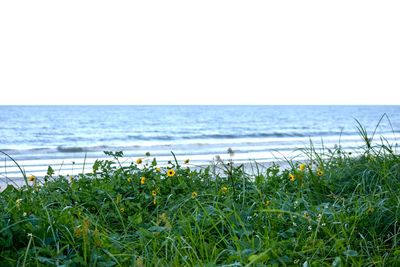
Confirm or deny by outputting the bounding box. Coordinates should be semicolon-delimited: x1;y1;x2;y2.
0;1;399;105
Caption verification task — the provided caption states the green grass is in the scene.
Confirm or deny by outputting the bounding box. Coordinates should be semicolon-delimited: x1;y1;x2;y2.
1;135;400;266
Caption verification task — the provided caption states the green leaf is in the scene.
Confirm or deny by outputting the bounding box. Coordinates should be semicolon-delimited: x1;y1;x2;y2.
332;257;343;267
247;250;271;265
104;151;124;158
47;165;55;176
137;228;153;238
148;226;166;233
37;256;56;265
255;175;265;186
343;250;358;257
93;160;101;173
129;213;143;225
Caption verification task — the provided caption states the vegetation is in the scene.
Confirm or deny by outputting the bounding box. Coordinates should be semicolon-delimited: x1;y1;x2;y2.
0;128;399;266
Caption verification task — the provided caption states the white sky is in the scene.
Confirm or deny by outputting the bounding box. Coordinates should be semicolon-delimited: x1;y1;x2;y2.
0;1;399;105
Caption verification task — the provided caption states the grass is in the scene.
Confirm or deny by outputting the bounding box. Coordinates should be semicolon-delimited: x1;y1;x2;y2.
0;131;400;266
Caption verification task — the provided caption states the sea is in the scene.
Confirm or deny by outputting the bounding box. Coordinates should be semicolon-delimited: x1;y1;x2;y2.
1;106;399;184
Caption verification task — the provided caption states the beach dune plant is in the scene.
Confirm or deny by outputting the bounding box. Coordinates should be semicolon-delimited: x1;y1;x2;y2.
0;121;399;266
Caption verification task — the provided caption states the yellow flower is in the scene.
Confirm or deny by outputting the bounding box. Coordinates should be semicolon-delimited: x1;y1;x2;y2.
136;158;142;164
289;173;295;182
166;169;175;177
28;175;36;182
119;207;125;213
191;191;198;199
317;169;324;177
127;177;132;183
222;186;228;194
299;164;306;171
184;159;190;164
155;167;161;172
140;177;146;184
151;190;157;197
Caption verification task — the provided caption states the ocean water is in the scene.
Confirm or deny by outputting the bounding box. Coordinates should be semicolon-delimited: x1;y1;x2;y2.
1;106;399;181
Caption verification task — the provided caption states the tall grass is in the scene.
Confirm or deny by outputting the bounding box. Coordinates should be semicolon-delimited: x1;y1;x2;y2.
0;124;399;266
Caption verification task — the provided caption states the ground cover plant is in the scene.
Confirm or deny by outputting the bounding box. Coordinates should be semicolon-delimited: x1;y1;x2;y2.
0;125;400;266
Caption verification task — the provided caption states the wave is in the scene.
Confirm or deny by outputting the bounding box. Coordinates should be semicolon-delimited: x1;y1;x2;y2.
1;132;397;155
57;146;85;153
96;130;399;142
